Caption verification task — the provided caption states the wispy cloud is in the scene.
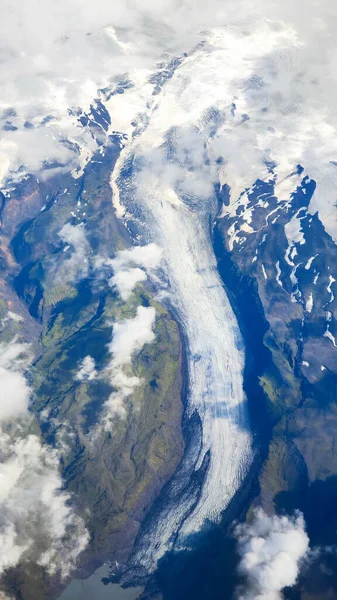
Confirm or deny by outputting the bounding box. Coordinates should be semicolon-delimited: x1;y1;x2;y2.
57;222;90;283
76;355;97;381
234;509;309;600
0;431;88;578
90;246;160;427
108;304;156;365
96;243;162;300
0;340;31;420
109;244;163;273
102;305;156;425
109;267;147;300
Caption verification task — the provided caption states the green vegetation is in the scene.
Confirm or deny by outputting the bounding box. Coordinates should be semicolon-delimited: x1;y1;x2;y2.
0;145;184;600
32;277;183;574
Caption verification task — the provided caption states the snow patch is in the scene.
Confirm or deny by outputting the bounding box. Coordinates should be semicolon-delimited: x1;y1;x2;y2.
305;254;318;270
324;326;337;348
275;261;283;288
305;293;313;313
327;275;335;303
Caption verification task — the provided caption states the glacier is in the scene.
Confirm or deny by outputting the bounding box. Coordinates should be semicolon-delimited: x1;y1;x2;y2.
113;156;253;569
108;36;255;568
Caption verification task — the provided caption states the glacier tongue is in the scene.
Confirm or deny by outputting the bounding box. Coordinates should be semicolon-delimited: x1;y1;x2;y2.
148;190;252;537
111;153;252;566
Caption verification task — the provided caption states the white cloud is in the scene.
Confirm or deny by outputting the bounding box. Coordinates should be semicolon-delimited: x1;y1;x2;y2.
101;305;156;425
108;305;156;366
102;371;141;421
0;339;88;580
109;267;147;300
2;0;337;242
76;355;97;381
234;509;309;600
102;243;162;300
0;339;30;371
110;244;163;273
58;222;90;282
0;0;220;183
0;368;30;421
0;431;89;578
0;523;28;574
0;340;31;421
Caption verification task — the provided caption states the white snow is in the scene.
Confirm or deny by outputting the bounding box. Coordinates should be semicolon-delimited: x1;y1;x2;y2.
305;254;318;270
326;310;332;322
275;261;283;288
285;244;294;267
290;246;298;261
284;207;307;250
225;191;256;250
327;275;335;303
324;326;337;348
306;293;313;313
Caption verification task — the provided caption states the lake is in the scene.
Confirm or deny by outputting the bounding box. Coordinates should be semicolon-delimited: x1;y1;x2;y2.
59;565;143;600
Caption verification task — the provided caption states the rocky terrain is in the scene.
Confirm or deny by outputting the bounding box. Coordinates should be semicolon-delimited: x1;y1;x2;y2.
217;169;337;598
0;127;184;600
